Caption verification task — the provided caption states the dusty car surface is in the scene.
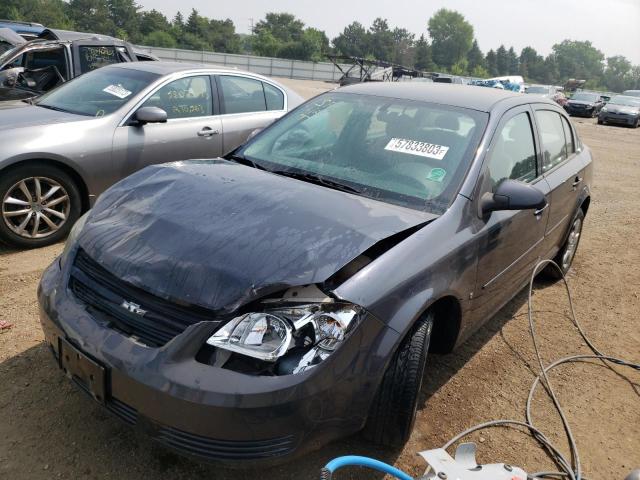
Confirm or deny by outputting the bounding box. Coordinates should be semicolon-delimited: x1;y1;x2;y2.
597;95;640;127
0;29;143;103
38;83;592;464
0;61;303;248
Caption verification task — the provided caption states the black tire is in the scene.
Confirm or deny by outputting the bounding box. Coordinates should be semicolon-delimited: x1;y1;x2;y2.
544;209;585;280
362;312;434;447
0;163;82;249
597;117;604;125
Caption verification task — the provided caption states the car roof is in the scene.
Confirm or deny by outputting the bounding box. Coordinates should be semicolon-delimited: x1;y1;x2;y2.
108;61;276;80
336;82;533;112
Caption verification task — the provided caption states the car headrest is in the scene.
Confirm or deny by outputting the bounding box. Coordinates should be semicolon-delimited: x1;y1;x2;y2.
435;114;460;131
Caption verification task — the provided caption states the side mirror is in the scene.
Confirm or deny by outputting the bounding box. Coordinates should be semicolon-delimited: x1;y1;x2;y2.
134;106;167;125
480;179;547;215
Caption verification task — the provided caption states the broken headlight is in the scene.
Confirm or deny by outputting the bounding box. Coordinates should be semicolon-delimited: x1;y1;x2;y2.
206;303;362;374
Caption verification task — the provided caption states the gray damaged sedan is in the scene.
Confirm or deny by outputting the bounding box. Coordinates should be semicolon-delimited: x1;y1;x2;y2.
38;83;592;463
0;62;303;247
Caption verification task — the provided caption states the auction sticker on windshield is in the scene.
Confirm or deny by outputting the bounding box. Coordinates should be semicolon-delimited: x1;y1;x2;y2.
103;84;132;99
384;138;449;160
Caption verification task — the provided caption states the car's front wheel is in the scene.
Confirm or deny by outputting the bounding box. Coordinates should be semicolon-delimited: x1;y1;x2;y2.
0;163;82;248
362;312;433;447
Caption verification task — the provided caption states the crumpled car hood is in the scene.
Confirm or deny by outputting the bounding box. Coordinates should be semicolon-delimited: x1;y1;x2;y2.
78;160;436;313
605;104;639;114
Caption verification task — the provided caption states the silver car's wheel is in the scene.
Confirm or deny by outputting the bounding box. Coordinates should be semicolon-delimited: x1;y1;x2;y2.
2;176;71;239
561;216;582;271
0;164;81;249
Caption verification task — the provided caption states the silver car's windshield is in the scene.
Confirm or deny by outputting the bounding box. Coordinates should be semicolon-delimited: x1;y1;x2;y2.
35;67;159;117
239;92;488;213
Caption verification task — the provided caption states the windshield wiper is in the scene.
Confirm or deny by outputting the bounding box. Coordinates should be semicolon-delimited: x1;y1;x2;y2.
37;104;70;113
21;97;34;105
227;153;267;170
271;170;362;195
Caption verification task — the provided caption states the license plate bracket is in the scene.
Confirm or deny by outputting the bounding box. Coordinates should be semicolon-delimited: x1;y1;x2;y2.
59;338;106;404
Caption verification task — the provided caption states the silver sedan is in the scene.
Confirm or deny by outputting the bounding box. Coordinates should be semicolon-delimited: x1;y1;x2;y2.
0;62;304;248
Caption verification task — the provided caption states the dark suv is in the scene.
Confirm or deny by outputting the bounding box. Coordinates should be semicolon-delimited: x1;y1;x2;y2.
0;28;146;103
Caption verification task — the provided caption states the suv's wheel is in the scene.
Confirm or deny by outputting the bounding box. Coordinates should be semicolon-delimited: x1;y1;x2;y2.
545;209;585;279
362;312;434;447
0;163;82;248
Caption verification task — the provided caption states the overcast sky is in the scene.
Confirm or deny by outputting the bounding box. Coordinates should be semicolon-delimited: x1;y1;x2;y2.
138;0;640;64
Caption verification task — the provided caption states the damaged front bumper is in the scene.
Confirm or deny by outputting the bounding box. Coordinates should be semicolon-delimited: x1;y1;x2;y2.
37;258;398;465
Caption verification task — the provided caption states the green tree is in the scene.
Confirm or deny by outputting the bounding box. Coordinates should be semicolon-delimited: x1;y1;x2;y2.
332;21;370;58
142;30;176;48
603;55;632;92
254;13;304;44
428;8;473;70
552;40;604;82
369;18;394;62
485;49;498;76
1;0;73;29
507;46;519;74
542;55;560;84
413;34;434;71
519;46;545;82
391;27;415;65
495;45;508;75
66;0;113;34
140;9;170;36
107;0;141;41
467;39;484;72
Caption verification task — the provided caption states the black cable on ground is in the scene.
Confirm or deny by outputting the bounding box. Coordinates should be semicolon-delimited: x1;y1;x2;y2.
442;259;639;480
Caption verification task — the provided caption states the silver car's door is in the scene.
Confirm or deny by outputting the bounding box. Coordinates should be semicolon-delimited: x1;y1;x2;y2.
112;74;223;178
215;74;287;153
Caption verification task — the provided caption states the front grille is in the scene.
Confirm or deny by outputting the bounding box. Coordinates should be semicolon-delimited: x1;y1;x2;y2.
70;249;220;347
157;426;296;460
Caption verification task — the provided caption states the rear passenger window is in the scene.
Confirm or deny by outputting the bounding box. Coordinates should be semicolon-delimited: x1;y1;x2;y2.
264;83;284;110
561;116;575;155
219;75;266;114
487;112;537;190
536;110;567;172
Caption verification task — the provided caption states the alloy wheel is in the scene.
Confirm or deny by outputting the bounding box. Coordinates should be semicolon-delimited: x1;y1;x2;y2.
2;176;70;240
561;217;582;271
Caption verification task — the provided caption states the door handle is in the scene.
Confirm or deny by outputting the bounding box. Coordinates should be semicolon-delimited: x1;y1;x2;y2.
534;204;549;217
571;176;582;188
197;127;219;137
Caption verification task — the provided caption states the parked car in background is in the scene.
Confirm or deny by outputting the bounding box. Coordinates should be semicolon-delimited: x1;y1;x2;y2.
622;90;640;98
38;83;591;463
0;28;152;103
564;92;605;117
526;85;568;106
0;62;303;248
597;95;640;127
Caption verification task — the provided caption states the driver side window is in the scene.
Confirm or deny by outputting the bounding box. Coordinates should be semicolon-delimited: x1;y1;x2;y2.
487;112;537;191
141;76;212;120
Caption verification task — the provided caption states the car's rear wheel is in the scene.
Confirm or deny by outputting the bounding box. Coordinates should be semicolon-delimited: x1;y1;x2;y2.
0;163;82;248
545;209;585;279
362;312;433;447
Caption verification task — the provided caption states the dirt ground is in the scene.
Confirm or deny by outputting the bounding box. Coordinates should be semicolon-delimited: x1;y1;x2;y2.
1;80;639;480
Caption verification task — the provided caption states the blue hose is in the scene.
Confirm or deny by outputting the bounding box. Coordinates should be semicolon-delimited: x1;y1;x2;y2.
321;455;414;480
